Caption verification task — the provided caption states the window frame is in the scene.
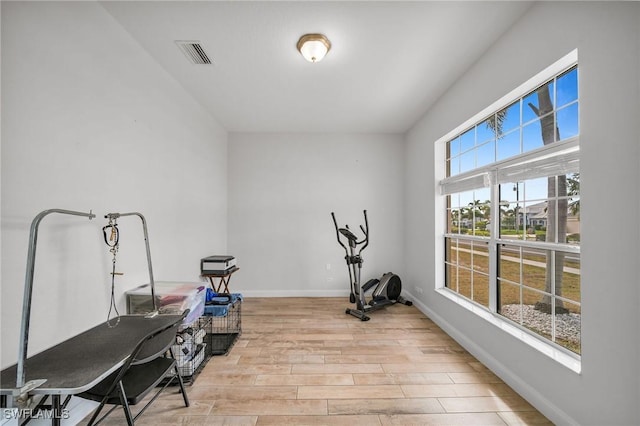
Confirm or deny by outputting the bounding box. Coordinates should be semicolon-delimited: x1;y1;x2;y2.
434;49;581;372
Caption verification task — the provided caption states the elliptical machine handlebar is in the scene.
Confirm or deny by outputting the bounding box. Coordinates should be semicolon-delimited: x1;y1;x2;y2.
331;212;347;251
360;210;370;252
331;210;369;255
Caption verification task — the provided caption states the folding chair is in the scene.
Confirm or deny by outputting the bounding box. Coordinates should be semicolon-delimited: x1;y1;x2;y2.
79;312;190;425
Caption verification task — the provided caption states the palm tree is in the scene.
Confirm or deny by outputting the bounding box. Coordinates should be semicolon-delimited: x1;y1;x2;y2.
467;200;485;221
529;85;569;314
479;201;491;222
500;202;516;229
568;173;580;216
458;206;472;229
487;84;570;314
450;208;461;230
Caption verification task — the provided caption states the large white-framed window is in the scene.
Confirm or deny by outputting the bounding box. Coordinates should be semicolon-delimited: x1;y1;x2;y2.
436;50;581;365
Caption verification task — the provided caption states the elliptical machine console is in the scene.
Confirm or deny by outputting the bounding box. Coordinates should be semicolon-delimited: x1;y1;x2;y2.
331;210;412;321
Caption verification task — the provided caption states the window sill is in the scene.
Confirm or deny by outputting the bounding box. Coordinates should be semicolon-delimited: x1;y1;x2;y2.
436;288;582;374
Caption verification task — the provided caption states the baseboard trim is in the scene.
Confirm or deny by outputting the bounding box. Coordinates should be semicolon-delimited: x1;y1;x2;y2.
238;290;350;298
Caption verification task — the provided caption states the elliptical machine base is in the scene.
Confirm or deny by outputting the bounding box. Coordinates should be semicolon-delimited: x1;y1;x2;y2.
345;272;412;321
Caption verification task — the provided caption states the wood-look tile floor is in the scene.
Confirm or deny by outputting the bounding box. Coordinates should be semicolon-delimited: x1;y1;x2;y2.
82;297;552;425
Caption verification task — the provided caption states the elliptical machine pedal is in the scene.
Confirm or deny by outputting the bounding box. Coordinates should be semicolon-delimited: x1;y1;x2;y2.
331;210;412;321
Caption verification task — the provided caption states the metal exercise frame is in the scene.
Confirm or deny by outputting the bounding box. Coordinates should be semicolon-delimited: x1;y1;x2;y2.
14;209;158;402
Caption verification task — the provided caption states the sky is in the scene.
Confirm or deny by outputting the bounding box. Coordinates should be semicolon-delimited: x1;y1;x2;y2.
448;66;579;210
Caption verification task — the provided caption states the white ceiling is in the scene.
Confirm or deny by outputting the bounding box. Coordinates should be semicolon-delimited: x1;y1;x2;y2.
100;1;533;134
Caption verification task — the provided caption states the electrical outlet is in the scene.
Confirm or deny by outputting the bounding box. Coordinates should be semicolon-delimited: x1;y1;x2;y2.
415;286;424;295
326;263;331;270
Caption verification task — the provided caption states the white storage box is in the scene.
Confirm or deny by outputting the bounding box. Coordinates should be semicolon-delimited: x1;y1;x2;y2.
126;281;206;325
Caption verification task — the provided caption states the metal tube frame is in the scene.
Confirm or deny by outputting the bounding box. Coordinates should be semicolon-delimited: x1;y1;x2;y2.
17;209;96;390
104;212;157;312
16;209;158;400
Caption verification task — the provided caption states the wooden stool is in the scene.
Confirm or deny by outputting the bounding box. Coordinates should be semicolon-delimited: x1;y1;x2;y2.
202;266;239;293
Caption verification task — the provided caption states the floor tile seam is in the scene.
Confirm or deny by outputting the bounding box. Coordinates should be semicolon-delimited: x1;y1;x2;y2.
435;395;538;413
325;396;450;415
253;413;385;422
252;375;359;385
494;411;521;425
295;384;408;401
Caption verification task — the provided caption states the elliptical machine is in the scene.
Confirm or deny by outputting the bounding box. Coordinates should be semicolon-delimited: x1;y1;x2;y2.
331;210;412;321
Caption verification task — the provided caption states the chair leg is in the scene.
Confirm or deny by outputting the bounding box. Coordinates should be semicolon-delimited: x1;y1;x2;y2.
174;364;190;407
169;347;190;407
117;381;135;426
86;398;107;426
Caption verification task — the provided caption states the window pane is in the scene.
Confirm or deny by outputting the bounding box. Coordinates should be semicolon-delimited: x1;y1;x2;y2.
449;136;461;157
566;173;580;244
471;219;487;236
497;100;520;135
458;267;472;299
448;156;460;177
458;192;473;233
458;240;471;269
468;190;490;236
459;150;475;174
500;181;520;203
450;209;461;234
447;208;454;233
498;244;521;284
545;198;558;243
522;248;549;293
445;262;456;291
498;281;521;319
522;289;551;339
556;103;579;140
522;119;544;152
499;202;519;233
459;191;474;209
474;187;490;205
555;300;581;354
523;200;547;236
477;117;496;144
558;253;580;304
523;80;555;124
445;238;457;264
567;212;580;243
556;67;578;108
473;272;489;308
460;128;475;152
472;241;489;273
449;193;460;209
476;140;495;168
522;177;547;203
497;129;521;161
515;202;526;237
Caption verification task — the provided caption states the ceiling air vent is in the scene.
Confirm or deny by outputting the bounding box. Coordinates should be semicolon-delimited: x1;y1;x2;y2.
176;41;212;65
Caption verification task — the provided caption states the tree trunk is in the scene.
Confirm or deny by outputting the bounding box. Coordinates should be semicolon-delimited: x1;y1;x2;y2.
529;85;568;314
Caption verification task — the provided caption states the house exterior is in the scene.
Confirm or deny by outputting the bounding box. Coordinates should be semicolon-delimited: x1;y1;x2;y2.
516;201;581;235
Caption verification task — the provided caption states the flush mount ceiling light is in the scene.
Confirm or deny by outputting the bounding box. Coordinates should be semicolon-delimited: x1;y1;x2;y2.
297;33;331;63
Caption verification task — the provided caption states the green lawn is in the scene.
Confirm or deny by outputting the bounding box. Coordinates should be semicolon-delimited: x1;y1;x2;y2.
446;241;581;353
448;241;580;310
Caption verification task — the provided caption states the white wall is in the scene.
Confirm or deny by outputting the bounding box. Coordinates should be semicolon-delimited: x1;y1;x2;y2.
1;2;228;368
228;133;404;297
405;2;639;425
